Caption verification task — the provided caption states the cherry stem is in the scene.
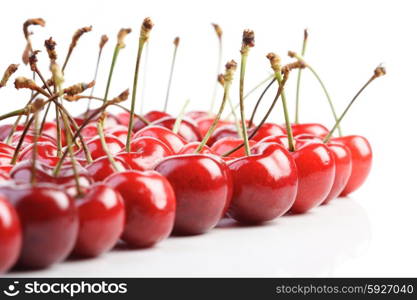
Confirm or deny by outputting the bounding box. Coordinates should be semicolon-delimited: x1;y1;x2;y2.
10;115;34;165
222;75;288;157
225;74;274;119
126;35;147;152
97;118;123;172
30;111;39;185
85;47;104;118
0;108;27;121
239;50;251;156
248;78;275;127
196;79;232;153
323;67;385;143
276;70;295;152
295;29;308;124
6;114;24;145
172;99;190;134
164;37;180;112
210;32;223;113
103;46;121;103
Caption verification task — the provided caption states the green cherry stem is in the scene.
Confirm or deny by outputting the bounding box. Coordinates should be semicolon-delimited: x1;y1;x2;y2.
97;114;123;172
323;65;386;143
295;29;308;124
172;98;190;134
126;18;153;153
239;30;255;156
290;51;342;136
196;61;237;153
163;37;180;112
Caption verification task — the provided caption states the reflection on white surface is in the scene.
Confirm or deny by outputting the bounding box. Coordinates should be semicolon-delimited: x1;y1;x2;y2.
5;198;371;278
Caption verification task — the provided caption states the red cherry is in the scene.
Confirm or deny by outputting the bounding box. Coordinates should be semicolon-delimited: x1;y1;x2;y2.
154;154;230;235
133;110;171;132
86;156;129;182
178;142;214;155
133;125;186;153
0;169;10;181
106;125;128;143
117;111;136;127
185;110;211;121
0;183;78;268
117;136;173;170
290;140;336;213
152;117;202;142
0;195;22;273
0;153;12;166
80;123;99;140
11;131;56;148
105;170;175;247
331;135;372;196
75;135;124;160
290;123;330;139
250;123;286;142
18;141;60;166
322;143;352;204
208;125;240;146
0;142;16;155
211;137;257;159
226;142;298;223
73;184;125;257
196;117;231;137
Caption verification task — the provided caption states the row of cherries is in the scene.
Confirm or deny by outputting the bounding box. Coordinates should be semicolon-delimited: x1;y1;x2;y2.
0;106;371;273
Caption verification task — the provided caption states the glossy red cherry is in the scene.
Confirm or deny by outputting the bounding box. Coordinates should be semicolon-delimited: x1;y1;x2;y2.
105;170;175;247
117;136;173;170
226;142;298;223
80;123;99;140
211;137;257;159
73;183;125;257
117;111;137;127
185;110;211;121
178;142;214;155
154;154;230;235
290;123;330;139
250;123;286;142
106;125;128;143
75;135;124;160
152;117;202;142
0;142;16;155
0;153;12;166
86;156;129;182
133;125;186;153
322;142;352;203
290;141;335;213
0;183;78;268
0;195;22;273
18;141;59;166
133;110;171;132
331;135;372;196
196;117;231;137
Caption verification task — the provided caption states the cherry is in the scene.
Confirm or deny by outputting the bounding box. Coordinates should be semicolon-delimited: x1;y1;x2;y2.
117;111;136;127
185;110;211;121
196;116;231;137
154;154;230;235
18;141;59;166
73;183;125;257
290;123;330;139
0;142;16;155
86;156;129;182
0;153;13;166
178;142;214;155
80;123;99;140
331;135;371;196
152;116;202;142
250;122;285;142
133;125;186;153
75;135;124;160
133;110;171;132
117;136;173;170
105;170;175;247
211;137;257;159
227;142;298;223
0;183;78;268
0;195;22;273
106;125;128;143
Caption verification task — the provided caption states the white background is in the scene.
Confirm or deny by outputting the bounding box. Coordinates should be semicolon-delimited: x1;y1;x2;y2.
1;0;417;277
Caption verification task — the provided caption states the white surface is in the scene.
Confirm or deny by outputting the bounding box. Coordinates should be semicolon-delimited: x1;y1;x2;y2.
1;0;417;277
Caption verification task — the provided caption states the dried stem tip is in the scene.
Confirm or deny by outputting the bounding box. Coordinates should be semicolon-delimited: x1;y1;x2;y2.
108;89;130;105
304;28;309;41
117;28;132;48
241;29;255;54
0;64;19;88
374;65;386;78
266;52;282;73
174;37;180;47
14;77;49;97
70;26;92;50
64;81;95;96
217;74;225;86
29;98;45;113
45;38;58;61
224;60;237;82
212;23;223;39
99;35;109;49
29;50;41;72
23;18;46;39
281;61;306;73
140;17;154;42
